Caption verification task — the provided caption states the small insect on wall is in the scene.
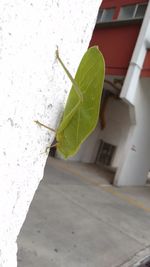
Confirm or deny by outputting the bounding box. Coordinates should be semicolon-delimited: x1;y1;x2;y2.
35;46;105;159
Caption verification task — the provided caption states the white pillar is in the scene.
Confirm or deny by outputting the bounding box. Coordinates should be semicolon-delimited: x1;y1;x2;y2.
120;1;150;105
115;79;150;186
0;1;101;266
115;2;150;186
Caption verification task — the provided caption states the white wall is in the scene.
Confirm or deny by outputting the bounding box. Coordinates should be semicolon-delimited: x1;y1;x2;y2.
0;1;101;266
102;98;131;168
115;78;150;185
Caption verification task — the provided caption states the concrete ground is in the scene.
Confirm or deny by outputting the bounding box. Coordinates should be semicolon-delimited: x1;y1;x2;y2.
17;157;150;267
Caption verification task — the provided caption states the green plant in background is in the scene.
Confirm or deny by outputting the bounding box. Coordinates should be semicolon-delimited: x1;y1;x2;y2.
35;46;105;158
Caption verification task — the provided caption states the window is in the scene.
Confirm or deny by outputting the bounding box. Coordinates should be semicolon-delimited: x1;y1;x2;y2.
96;3;147;24
102;8;115;22
97;8;115;23
135;4;147;18
96;140;116;166
118;5;136;20
97;9;103;23
118;3;147;20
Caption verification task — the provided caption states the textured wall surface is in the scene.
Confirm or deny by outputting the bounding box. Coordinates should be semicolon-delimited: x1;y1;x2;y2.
0;1;101;266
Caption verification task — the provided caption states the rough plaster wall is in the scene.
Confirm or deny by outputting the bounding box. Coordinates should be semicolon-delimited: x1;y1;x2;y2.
0;1;101;266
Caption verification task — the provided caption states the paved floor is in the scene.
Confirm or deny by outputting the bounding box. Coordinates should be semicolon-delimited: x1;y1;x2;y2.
17;157;150;267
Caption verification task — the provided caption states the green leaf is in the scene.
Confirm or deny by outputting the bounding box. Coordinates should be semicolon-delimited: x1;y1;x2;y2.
56;46;105;158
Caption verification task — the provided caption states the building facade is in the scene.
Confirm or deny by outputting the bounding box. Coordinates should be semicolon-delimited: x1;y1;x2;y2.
72;0;150;186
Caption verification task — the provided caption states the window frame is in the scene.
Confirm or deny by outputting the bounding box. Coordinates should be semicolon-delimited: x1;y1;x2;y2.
134;3;147;18
118;3;147;21
96;3;147;25
96;7;115;23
